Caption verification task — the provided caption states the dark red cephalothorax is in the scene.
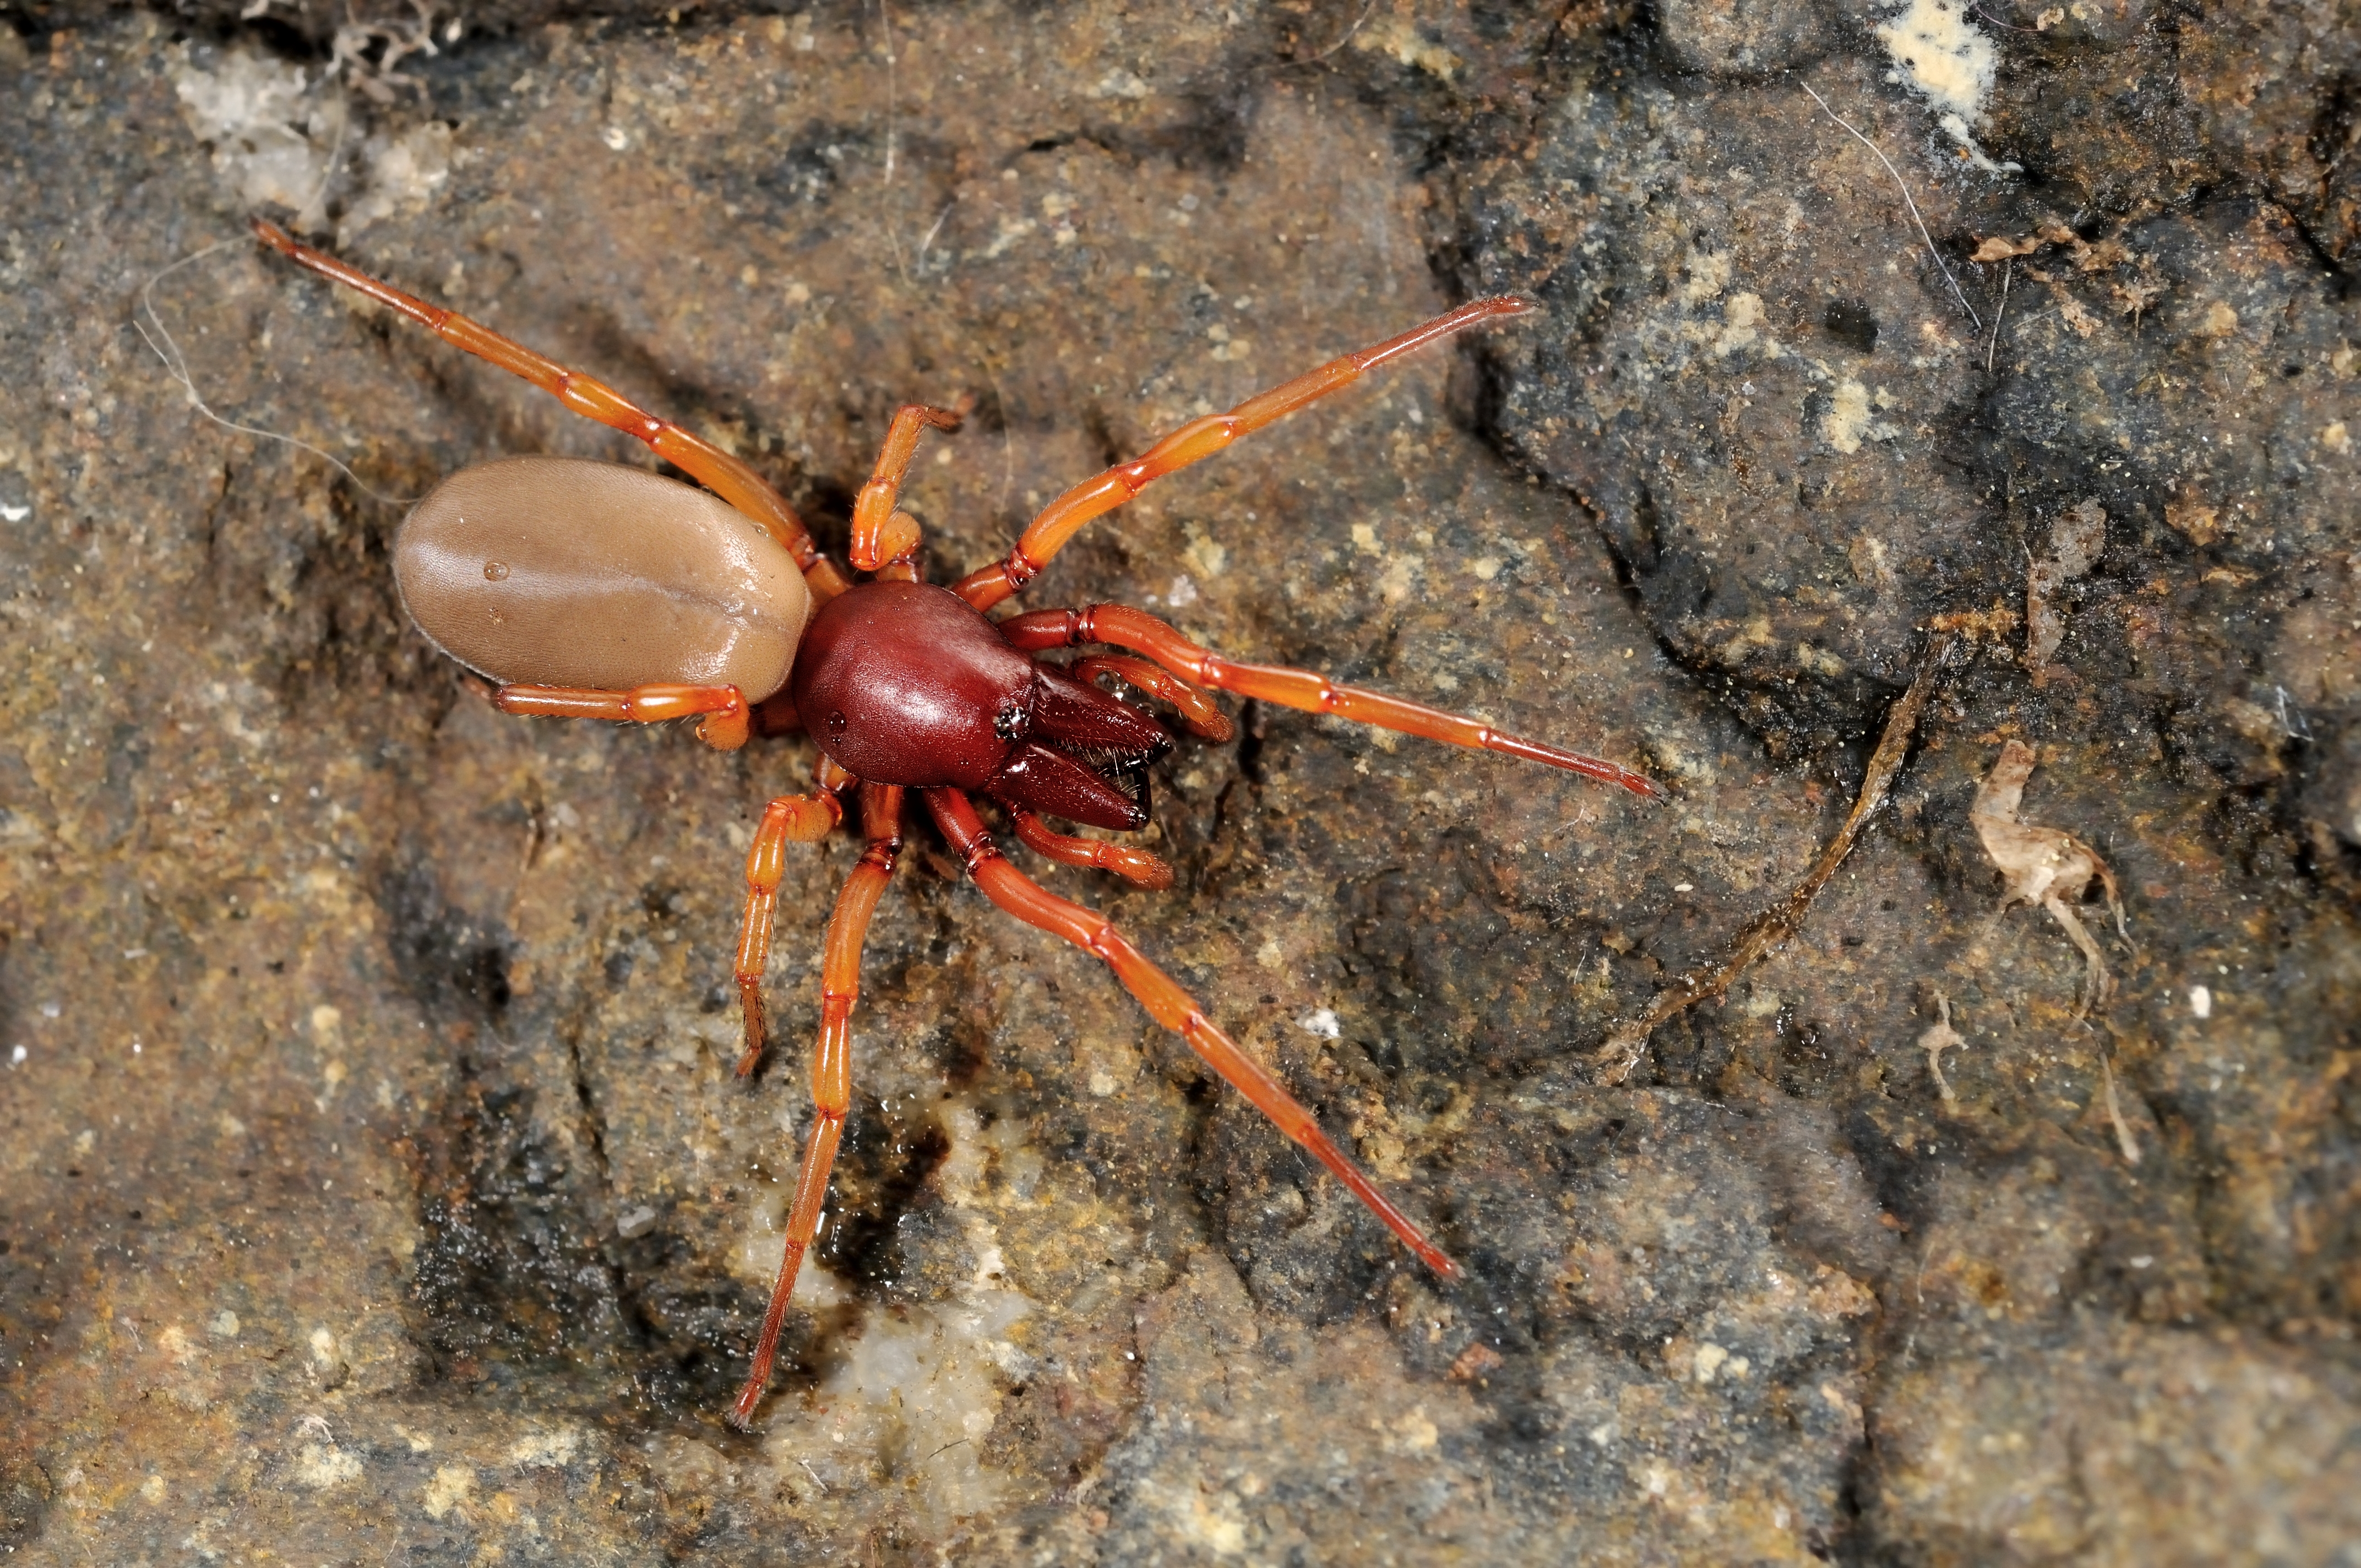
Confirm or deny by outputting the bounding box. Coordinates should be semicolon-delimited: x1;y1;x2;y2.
791;580;1169;830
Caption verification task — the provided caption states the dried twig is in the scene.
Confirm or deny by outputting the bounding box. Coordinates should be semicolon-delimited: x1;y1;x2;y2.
1596;635;1955;1083
1802;84;1982;330
2099;1055;2141;1165
1985;259;2010;374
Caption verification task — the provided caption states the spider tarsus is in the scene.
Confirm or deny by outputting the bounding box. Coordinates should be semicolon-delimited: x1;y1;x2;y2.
735;984;768;1077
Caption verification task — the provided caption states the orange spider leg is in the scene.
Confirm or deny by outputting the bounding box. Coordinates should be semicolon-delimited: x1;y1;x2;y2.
952;297;1533;609
491;680;755;751
850;404;964;573
1005;807;1174;890
730;781;904;1431
249;219;852;602
922;786;1458;1279
1070;654;1234;741
731;771;858;1075
1002;605;1662;799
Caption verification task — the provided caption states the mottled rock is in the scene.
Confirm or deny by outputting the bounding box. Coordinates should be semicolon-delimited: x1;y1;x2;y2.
4;2;2358;1563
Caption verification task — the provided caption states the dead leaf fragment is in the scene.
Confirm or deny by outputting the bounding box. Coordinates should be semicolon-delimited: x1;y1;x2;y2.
2194;300;2239;339
1448;1342;1505;1381
2051;499;2106;578
2163;497;2220;545
2027;500;2106;673
1921;993;1965;1103
1972;234;2043;263
1971;741;2128;1019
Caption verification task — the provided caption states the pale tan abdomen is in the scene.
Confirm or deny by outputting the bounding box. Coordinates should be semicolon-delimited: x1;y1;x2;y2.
394;456;812;701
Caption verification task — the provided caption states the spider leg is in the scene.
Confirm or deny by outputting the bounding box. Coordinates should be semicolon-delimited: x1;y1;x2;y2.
489;680;758;751
732;770;858;1075
1000;604;1661;798
730;781;904;1431
850;404;964;575
951;297;1533;609
1070;654;1233;741
249;219;851;601
922;786;1459;1279
1004;806;1174;889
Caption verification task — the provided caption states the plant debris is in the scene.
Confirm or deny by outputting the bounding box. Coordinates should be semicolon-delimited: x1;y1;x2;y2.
1596;636;1954;1084
1922;993;1965;1103
1970;739;2128;1019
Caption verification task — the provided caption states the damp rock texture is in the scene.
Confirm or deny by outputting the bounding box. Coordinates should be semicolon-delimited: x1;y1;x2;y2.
3;2;2358;1562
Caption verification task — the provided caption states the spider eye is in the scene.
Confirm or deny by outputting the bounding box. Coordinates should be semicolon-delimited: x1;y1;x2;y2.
826;711;848;738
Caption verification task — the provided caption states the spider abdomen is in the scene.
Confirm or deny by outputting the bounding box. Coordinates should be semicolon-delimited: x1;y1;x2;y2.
396;455;812;698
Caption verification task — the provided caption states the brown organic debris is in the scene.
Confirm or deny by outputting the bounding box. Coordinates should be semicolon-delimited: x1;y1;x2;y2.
1972;234;2044;263
2164;496;2222;545
1448;1343;1505;1381
1595;637;1954;1083
1921;993;1966;1103
2026;500;2107;678
1970;741;2128;1019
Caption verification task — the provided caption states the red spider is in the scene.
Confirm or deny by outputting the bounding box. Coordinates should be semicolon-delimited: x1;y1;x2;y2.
251;218;1659;1428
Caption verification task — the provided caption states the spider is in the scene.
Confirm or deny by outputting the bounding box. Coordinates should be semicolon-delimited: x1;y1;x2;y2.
249;218;1660;1428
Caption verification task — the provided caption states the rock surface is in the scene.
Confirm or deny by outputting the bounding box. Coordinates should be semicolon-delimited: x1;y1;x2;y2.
2;1;2356;1562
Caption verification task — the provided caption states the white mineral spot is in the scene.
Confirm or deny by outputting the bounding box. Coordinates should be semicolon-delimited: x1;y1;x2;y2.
2190;985;2212;1019
1166;573;1200;607
616;1204;657;1238
1297;1009;1341;1039
209;1310;240;1338
1088;1068;1117;1097
1692;1342;1729;1382
295;1442;361;1488
0;504;28;523
340;121;453;234
1874;0;2018;172
1388;1406;1439;1452
1824;378;1873;454
1140;1476;1250;1555
506;1427;581;1469
171;45;347;228
1714;291;1765;356
140;1473;167;1504
420;1464;474;1518
750;1098;1037;1531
